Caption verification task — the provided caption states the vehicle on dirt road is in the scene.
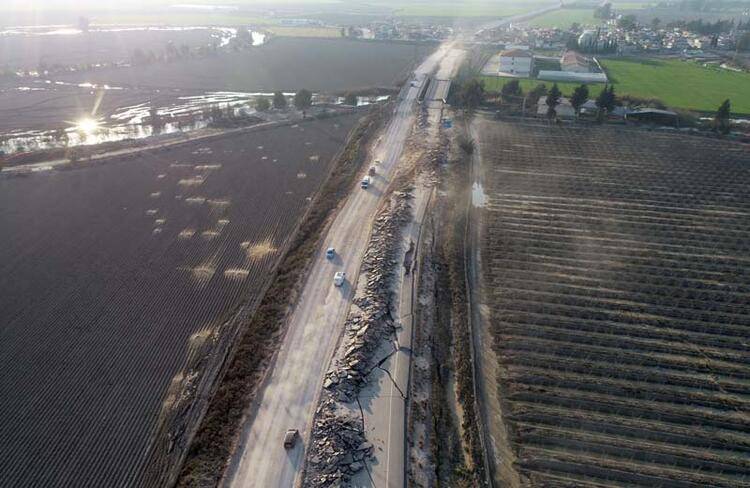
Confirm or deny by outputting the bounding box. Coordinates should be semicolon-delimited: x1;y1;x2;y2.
283;429;299;449
333;271;346;287
369;165;377;176
326;247;335;259
360;176;370;189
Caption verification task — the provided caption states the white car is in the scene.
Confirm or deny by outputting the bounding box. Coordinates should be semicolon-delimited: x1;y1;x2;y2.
333;271;346;287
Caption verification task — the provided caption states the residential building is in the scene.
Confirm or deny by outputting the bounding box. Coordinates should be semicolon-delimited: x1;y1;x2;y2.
499;49;534;77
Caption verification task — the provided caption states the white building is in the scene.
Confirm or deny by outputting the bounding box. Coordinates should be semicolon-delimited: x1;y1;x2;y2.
498;49;534;77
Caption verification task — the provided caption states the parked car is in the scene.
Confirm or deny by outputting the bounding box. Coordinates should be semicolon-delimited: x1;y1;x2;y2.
326;247;335;259
283;429;299;449
333;271;346;287
360;176;371;189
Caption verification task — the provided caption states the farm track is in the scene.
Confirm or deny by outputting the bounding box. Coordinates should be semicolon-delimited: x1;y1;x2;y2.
0;114;362;487
475;119;750;487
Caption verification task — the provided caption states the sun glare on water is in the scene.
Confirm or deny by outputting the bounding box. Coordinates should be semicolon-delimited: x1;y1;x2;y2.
75;117;100;135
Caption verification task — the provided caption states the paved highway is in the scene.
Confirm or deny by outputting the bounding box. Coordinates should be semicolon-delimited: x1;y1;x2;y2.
353;44;466;488
227;42;455;488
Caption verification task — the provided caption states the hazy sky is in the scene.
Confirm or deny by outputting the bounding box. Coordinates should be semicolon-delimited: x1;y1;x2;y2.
4;0;539;9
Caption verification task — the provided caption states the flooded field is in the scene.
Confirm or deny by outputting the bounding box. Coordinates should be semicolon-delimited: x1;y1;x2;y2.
0;83;386;155
0;37;418;156
0;112;363;487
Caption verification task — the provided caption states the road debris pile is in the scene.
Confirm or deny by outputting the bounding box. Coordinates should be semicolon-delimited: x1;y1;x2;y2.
306;405;374;485
325;189;412;403
304;188;413;487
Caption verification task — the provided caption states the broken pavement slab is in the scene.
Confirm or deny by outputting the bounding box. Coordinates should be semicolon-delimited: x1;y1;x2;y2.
304;189;414;487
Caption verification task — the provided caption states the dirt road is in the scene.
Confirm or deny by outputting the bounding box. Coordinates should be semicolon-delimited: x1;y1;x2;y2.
227;43;456;488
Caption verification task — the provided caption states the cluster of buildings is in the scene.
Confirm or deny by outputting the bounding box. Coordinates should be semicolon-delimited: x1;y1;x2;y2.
350;21;452;42
486;47;608;83
574;23;745;56
479;16;745;58
477;25;567;50
620;28;738;55
535;96;679;126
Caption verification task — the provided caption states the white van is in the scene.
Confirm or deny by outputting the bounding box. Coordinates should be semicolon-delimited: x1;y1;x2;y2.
360;176;371;189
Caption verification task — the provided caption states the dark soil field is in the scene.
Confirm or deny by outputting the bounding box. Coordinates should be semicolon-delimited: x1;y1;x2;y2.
476;119;750;487
51;37;435;92
0;27;222;71
0;112;361;487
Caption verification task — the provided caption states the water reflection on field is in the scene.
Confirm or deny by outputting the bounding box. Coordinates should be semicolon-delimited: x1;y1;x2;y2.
0;89;388;155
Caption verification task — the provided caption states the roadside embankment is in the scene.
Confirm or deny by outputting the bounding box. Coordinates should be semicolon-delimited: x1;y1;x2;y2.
407;110;489;488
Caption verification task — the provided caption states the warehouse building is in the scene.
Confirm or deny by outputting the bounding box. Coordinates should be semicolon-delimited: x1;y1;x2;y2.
561;50;590;73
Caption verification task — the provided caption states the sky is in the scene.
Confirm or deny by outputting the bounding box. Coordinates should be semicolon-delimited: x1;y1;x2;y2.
2;0;544;10
4;0;346;8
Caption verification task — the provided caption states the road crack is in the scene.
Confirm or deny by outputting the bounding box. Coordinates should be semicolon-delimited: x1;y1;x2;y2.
363;455;376;486
377;365;407;400
356;395;366;431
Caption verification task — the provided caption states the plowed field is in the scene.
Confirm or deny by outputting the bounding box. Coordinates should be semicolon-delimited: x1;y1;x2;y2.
0;113;360;487
476;119;750;487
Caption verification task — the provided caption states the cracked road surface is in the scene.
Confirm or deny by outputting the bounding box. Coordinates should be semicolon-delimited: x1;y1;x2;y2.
227;42;456;488
353;46;465;488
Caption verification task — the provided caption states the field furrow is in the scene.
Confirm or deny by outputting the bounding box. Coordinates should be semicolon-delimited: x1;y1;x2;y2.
476;119;750;487
0;113;362;486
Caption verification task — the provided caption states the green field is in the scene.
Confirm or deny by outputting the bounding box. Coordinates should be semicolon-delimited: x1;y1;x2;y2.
527;8;601;28
601;58;750;114
384;0;557;17
481;58;750;114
